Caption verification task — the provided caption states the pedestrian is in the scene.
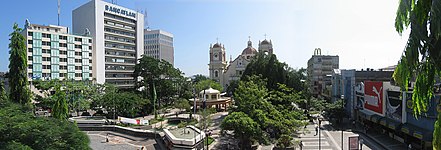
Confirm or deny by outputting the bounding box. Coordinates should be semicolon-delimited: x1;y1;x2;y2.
105;133;109;143
314;124;319;136
408;143;412;150
299;141;303;150
352;120;356;129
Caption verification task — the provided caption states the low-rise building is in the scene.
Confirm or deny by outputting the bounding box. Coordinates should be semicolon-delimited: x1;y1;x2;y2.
163;125;206;150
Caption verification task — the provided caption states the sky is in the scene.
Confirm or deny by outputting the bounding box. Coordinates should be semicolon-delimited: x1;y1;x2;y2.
0;0;409;76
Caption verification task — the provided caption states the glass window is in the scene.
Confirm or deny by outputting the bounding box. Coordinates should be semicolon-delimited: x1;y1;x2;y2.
68;58;75;64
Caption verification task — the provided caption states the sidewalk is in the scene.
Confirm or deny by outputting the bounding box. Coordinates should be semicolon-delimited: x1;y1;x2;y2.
346;120;408;150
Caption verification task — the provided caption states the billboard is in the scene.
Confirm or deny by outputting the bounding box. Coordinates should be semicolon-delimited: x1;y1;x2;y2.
386;91;402;122
364;81;383;115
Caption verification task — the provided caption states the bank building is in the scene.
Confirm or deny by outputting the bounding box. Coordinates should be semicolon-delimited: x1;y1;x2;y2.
208;38;274;90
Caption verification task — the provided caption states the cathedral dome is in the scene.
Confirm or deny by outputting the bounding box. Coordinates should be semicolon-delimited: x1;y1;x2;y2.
213;43;222;48
241;40;257;55
241;47;257;55
260;39;270;45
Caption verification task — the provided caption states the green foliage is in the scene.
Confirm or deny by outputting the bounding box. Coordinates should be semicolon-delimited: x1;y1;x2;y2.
8;23;30;105
325;99;346;120
52;84;68;120
32;79;99;114
204;136;214;146
174;99;191;112
198;109;212;130
394;1;441;148
0;80;7;104
221;112;261;149
96;85;149;118
192;74;209;83
195;79;223;92
435;114;441;150
231;77;304;142
134;55;189;107
0;102;91;150
242;52;306;92
276;134;293;148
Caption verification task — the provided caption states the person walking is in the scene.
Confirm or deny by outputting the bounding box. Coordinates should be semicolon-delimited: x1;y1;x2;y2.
299;141;303;150
314;124;319;136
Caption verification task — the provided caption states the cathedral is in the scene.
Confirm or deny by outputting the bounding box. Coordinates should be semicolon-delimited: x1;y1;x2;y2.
208;38;274;90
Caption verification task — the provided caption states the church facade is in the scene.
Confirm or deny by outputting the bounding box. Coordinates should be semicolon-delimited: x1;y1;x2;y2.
208;39;273;90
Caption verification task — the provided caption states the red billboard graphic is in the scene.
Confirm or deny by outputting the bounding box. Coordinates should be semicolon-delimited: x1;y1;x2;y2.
364;81;383;115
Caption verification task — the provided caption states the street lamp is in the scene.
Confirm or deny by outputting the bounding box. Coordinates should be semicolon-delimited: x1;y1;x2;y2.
341;94;344;150
359;138;364;150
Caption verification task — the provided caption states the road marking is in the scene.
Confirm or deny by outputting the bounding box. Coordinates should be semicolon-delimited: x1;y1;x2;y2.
324;129;341;150
303;141;330;146
299;137;326;140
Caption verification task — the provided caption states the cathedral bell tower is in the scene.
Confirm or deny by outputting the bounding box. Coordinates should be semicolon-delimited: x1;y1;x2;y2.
209;42;227;83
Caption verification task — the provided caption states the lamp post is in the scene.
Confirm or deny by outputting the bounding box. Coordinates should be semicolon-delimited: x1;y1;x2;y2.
318;118;321;150
341;94;345;150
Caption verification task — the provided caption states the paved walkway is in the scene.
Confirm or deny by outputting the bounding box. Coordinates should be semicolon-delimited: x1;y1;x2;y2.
86;131;165;150
296;121;336;150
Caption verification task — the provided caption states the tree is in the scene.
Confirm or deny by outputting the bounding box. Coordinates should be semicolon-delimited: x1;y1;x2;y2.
0;102;91;150
221;112;261;149
33;79;98;115
134;56;186;110
174;98;191;113
52;84;68;120
394;1;441;149
96;85;149;118
8;23;30;105
198;109;212;130
0;80;7;103
242;52;306;92
195;79;223;92
232;76;304;140
192;74;209;83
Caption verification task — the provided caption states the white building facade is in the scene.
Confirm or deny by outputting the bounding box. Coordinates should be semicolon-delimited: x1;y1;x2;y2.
22;22;93;81
144;29;174;66
73;0;144;88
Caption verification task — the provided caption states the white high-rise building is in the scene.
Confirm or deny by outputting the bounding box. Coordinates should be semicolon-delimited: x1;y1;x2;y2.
73;0;144;88
21;22;93;81
144;29;174;66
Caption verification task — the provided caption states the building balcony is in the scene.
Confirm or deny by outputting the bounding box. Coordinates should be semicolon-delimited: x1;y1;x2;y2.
104;24;135;33
104;31;135;39
104;17;136;26
104;38;136;46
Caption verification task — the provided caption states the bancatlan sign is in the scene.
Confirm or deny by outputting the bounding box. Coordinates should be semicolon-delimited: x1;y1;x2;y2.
105;5;136;18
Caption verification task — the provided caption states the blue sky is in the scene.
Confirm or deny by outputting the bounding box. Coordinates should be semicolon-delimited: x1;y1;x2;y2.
0;0;408;76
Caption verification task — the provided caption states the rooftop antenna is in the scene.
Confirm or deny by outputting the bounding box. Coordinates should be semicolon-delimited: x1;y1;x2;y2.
57;0;60;26
144;9;149;29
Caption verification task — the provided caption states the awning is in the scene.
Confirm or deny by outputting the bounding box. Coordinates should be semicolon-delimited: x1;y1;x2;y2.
379;117;401;130
370;114;383;123
358;110;374;121
400;123;433;142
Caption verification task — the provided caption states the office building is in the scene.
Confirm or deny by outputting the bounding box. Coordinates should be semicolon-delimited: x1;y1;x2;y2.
144;29;174;65
22;21;93;81
73;0;144;88
307;48;339;98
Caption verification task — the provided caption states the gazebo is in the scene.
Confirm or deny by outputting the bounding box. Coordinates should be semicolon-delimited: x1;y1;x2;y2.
189;88;232;111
